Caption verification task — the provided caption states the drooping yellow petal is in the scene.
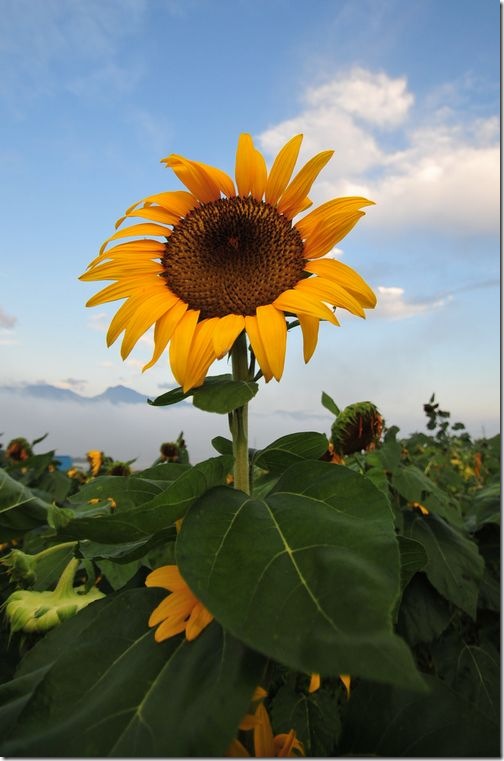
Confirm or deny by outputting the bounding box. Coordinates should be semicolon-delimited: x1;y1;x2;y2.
304;259;376;308
142;299;188;372
256;304;287;382
145;565;188;592
244;315;273;382
277;151;334;218
121;291;179;359
265;134;303;206
235;134;267;200
298;314;319;363
106;296;145;346
273;289;339;325
185;601;214;641
296;277;366;317
162;154;235;201
168;309;200;389
212;314;245;358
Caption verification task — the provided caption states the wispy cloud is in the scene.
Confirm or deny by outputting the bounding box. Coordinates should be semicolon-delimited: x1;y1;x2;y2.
372;286;451;320
257;67;499;237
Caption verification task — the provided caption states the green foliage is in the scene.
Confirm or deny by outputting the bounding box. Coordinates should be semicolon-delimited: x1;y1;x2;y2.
0;394;499;756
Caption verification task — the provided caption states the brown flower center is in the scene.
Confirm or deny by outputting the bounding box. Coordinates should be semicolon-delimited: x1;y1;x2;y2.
162;196;305;318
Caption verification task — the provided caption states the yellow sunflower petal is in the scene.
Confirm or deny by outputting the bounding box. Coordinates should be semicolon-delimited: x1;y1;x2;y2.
212;314;245;358
304;259;376;308
275;730;304;758
244;316;273;382
142;299;188;372
303;212;365;260
126;190;196;216
169;309;200;388
148;589;195;628
106;297;143;346
153;615;188;642
273;289;339;325
100;223;171;255
185;601;214;641
235;134;267;200
298;315;319;362
253;702;275;758
256;304;287;382
308;673;320;693
277;150;334;218
116;205;182;228
340;674;351;699
265;134;303;206
296;277;366;317
80;261;163;282
85;277;154;307
145;565;188;592
228;738;251;757
121;291;179;359
163;155;235;202
296;197;375;238
183;318;220;391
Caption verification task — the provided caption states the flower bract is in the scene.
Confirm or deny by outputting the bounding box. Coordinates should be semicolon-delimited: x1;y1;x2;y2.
81;134;376;391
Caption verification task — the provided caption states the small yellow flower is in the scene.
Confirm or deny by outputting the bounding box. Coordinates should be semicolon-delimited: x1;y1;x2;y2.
145;564;213;642
409;501;430;516
229;687;304;758
86;449;102;476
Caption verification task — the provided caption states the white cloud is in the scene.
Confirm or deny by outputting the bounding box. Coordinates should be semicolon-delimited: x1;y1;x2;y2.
372;286;451;320
304;68;414;127
257;68;499;236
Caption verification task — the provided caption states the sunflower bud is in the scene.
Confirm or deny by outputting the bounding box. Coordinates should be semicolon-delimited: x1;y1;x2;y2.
1;549;37;585
331;401;383;456
3;558;105;634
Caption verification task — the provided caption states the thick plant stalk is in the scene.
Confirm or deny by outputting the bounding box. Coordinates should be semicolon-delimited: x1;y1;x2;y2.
230;332;250;494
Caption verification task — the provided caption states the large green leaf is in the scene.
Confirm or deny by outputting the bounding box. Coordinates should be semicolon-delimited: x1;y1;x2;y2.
397;573;451;645
253;432;328;474
0;588;265;757
58;456;233;543
177;461;423;689
452;642;500;723
271;683;342;756
0;469;49;539
339;675;499;757
403;512;484;618
149;374;258;414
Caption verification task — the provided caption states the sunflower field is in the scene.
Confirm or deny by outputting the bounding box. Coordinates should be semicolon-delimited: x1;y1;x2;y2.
0;392;499;757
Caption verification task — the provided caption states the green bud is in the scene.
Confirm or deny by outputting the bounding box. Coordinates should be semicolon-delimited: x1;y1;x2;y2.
1;549;37;585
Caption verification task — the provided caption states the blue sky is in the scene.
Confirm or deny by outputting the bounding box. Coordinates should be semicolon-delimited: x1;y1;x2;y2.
0;0;500;465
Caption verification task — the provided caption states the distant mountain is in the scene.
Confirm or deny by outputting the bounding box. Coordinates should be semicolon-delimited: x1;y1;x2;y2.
0;383;148;405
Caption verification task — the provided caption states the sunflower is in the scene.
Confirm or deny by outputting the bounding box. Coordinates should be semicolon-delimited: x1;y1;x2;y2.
145;564;213;642
80;134;375;391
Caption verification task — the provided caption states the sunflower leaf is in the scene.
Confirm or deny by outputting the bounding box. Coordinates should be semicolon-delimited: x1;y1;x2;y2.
0;469;50;540
0;589;265;757
193;376;259;414
177;460;424;690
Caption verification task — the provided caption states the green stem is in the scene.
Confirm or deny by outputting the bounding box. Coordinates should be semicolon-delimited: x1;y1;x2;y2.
230;332;250;494
53;558;80;597
34;541;78;562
